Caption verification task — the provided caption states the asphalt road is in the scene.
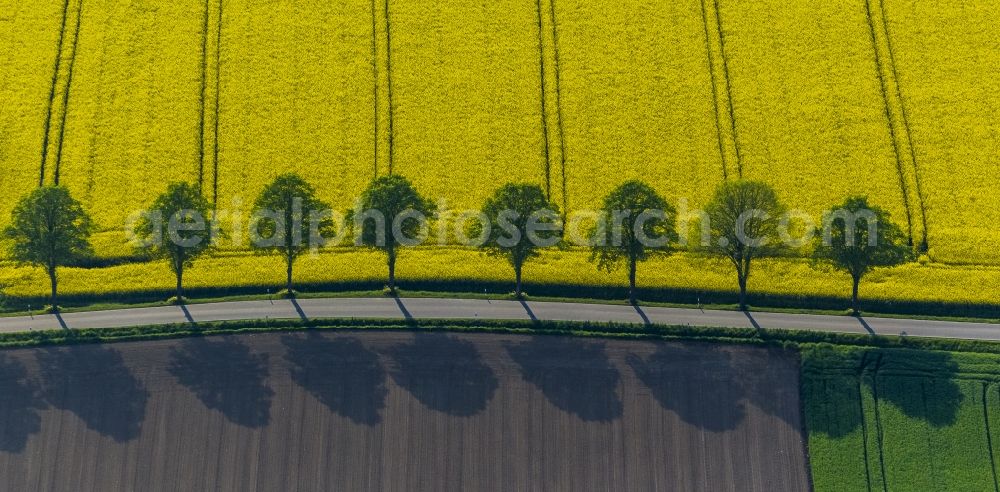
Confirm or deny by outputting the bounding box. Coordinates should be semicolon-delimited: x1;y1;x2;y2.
0;297;996;340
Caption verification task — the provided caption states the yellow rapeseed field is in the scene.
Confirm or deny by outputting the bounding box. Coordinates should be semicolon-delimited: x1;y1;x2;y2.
390;0;549;211
0;0;64;224
555;0;722;212
216;0;375;215
1;0;998;304
880;0;1000;264
55;0;204;232
720;0;912;233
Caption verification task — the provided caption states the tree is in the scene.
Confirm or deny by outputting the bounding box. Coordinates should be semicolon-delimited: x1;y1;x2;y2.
250;173;335;295
4;186;92;309
814;196;912;314
705;180;785;311
476;183;561;298
354;175;435;293
590;180;676;304
133;182;213;303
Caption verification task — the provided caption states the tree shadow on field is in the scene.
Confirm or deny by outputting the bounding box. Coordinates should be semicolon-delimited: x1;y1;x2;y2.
734;346;804;427
0;355;46;453
169;337;274;428
282;333;387;425
507;336;623;422
37;346;148;442
801;371;864;439
805;349;963;438
870;350;963;428
627;343;745;432
386;334;498;417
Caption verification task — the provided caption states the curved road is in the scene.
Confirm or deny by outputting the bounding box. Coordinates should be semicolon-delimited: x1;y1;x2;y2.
0;297;997;340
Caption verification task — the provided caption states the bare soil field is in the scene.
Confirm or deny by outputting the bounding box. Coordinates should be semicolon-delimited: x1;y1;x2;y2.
0;332;810;491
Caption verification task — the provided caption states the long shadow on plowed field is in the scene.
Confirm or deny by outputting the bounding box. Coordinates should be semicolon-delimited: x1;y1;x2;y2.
281;333;388;425
506;337;623;422
628;344;800;432
0;355;45;452
168;337;274;428
37;345;148;442
386;333;498;417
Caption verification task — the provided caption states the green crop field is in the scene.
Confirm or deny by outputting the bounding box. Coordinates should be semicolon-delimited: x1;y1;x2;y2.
0;0;998;306
804;346;1000;491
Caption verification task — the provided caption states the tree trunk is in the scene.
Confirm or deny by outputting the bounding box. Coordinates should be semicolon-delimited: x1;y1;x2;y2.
176;265;184;303
286;252;294;294
48;266;58;310
852;274;861;315
628;258;637;304
738;274;748;311
515;264;523;298
387;249;396;292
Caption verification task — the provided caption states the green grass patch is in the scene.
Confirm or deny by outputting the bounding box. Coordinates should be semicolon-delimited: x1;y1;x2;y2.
803;346;1000;491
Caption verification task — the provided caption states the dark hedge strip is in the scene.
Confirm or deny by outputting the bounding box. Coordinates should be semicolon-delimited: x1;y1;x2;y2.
3;279;997;320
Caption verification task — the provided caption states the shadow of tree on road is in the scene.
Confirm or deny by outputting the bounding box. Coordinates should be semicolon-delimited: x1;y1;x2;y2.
507;337;623;422
387;333;498;417
282;333;387;425
0;355;46;453
169;337;274;428
37;346;148;442
627;343;746;432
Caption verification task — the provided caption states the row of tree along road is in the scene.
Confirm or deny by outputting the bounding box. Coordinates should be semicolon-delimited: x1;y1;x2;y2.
4;174;911;316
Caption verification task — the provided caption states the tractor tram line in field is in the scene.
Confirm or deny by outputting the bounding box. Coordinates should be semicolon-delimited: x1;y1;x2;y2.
534;0;568;210
39;0;74;187
710;0;742;179
981;382;1000;492
698;0;730;181
52;0;85;186
855;353;877;492
864;0;914;246
874;0;929;252
865;354;890;492
197;0;211;195
532;0;553;199
198;0;223;203
698;0;742;181
382;0;396;175
864;0;929;250
545;0;568;216
370;0;395;177
369;0;380;179
211;0;223;206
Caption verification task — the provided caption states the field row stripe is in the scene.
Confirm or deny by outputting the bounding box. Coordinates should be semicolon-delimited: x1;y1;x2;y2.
711;0;742;179
864;0;915;246
383;0;396;175
547;0;568;216
39;0;74;187
874;0;930;251
212;0;223;206
983;383;1000;492
198;0;210;195
533;0;552;199
370;0;394;177
52;0;84;186
698;0;729;181
369;0;380;179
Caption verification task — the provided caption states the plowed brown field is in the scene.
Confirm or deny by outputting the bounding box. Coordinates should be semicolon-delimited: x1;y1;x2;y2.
0;332;810;491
